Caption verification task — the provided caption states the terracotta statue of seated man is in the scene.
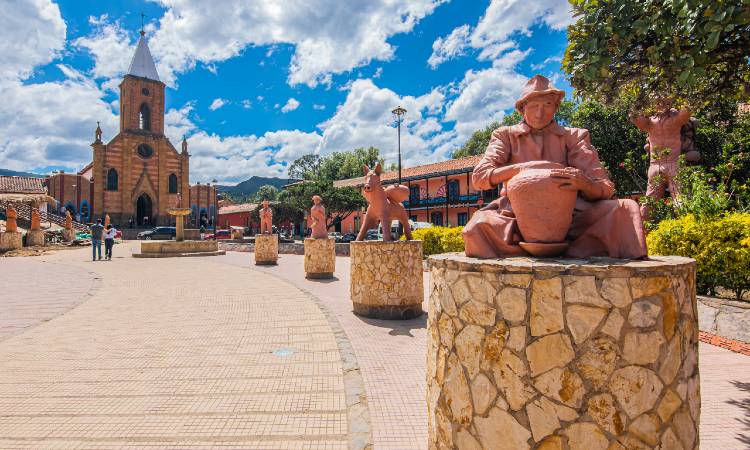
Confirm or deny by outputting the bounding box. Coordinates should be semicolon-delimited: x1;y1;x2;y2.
462;75;647;259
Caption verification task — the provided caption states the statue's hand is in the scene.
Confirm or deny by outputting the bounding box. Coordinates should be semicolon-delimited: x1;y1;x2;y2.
549;167;593;192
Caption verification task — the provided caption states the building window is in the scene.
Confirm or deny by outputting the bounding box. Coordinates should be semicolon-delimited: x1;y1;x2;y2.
137;143;153;159
139;103;151;131
106;168;118;191
168;173;178;193
409;185;420;203
354;217;360;232
431;212;443;226
448;180;460;203
457;212;468;226
409;215;418;223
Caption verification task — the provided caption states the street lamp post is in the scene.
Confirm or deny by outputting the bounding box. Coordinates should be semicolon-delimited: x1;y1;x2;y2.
212;179;218;237
391;106;407;184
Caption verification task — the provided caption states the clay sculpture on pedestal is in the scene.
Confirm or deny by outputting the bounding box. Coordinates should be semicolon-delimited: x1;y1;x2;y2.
462;75;646;259
354;163;412;242
30;209;41;231
310;195;328;239
259;200;273;235
5;207;18;233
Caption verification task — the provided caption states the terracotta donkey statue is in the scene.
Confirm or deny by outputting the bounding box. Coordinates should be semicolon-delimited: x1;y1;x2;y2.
355;163;413;242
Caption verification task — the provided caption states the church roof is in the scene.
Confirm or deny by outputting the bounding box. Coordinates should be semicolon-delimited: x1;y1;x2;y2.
127;34;160;81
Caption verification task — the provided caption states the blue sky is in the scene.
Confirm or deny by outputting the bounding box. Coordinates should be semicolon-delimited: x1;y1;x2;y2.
1;0;572;184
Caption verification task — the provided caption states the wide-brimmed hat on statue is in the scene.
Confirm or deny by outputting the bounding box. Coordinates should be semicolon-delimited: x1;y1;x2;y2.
515;75;565;113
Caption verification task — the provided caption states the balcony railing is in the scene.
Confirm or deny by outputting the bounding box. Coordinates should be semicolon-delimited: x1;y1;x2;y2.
403;193;481;208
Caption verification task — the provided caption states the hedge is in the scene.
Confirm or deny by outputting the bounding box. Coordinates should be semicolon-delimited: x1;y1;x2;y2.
647;212;750;300
407;226;465;256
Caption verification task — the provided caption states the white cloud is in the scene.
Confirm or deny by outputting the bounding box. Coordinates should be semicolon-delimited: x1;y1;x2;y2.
0;0;66;81
428;24;471;68
280;98;300;113
139;0;446;87
72;15;133;83
373;67;383;79
531;55;562;71
313;104;326;111
209;98;227;111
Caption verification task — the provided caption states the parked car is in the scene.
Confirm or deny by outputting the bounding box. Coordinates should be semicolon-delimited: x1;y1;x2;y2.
205;229;231;240
341;233;356;243
137;227;176;240
328;232;343;242
364;229;380;241
411;221;433;230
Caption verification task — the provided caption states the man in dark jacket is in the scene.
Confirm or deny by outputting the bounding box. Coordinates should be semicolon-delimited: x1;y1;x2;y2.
90;219;104;261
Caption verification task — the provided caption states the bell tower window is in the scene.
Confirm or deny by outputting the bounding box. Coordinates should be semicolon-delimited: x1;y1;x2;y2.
139;103;151;131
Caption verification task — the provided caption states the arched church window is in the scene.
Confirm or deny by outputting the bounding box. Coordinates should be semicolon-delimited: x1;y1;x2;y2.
168;173;178;193
106;168;118;191
139;103;151;131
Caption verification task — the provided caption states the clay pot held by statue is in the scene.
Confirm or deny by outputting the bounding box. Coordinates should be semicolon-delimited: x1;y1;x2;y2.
506;163;577;244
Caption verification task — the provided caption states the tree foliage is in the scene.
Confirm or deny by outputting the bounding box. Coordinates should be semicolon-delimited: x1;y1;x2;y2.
278;180;366;229
287;147;387;181
564;0;750;113
253;184;279;202
287;154;322;181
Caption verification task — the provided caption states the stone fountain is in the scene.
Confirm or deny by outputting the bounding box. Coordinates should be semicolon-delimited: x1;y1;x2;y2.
134;194;225;258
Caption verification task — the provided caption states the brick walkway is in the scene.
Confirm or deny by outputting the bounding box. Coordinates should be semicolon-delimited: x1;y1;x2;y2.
1;245;748;449
0;243;367;449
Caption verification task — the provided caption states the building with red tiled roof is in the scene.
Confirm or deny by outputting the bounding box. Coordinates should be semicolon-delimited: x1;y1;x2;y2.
329;155;499;233
0;176;46;194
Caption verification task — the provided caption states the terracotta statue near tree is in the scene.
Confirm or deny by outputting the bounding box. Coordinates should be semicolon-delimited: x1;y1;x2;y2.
631;103;693;221
462;75;646;259
5;207;18;233
310;195;328;239
259;200;273;235
355;163;412;242
30;209;41;231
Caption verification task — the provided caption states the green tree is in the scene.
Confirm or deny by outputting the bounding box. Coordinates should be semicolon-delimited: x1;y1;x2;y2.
274;180;366;230
287;154;321;180
564;0;750;114
253;184;279;202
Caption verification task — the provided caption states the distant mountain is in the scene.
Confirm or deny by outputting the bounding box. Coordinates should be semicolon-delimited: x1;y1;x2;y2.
0;168;45;178
216;176;293;198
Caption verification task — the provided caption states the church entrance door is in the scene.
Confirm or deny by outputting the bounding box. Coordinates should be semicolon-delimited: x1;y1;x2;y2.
136;193;153;227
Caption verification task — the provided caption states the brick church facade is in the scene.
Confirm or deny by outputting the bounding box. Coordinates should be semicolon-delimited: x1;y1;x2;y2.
47;31;216;227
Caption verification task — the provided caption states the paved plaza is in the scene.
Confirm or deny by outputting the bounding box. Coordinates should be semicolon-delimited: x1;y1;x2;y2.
0;242;748;449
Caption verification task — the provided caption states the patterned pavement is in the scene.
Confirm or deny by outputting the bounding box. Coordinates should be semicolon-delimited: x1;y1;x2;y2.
0;243;748;449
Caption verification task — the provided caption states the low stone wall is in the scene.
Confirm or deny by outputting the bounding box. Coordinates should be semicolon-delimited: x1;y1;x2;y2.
220;241;351;256
304;238;336;279
350;240;424;319
0;232;22;251
698;296;750;344
427;254;699;450
139;240;218;254
254;234;278;265
26;230;45;247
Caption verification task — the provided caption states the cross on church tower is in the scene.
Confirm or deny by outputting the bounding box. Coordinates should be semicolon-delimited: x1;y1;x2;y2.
140;12;146;36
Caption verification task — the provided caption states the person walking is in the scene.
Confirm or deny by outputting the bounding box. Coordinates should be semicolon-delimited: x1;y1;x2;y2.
90;219;104;261
200;225;206;240
104;224;116;260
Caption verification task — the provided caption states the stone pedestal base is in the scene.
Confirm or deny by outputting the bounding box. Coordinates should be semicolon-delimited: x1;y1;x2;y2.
62;229;76;242
134;240;223;258
304;238;336;278
427;254;699;450
350;240;424;319
26;230;45;247
0;232;22;251
254;234;278;265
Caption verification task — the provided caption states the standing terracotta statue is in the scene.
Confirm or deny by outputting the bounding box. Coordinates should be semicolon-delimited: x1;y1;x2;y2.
462;75;646;259
259;200;273;234
5;207;18;233
65;210;73;230
30;209;41;231
631;105;692;221
310;195;328;239
355;163;412;242
104;214;110;228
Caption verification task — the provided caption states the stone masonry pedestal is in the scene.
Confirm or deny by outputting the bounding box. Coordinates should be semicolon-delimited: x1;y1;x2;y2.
26;230;45;247
254;234;278;265
427;254;699;450
350;240;424;319
0;232;22;251
62;229;76;242
304;238;335;279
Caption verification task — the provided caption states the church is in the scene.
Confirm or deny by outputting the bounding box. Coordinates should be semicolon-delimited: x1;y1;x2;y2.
47;30;216;228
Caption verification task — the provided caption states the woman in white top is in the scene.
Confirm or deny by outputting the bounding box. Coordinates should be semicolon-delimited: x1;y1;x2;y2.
104;224;117;260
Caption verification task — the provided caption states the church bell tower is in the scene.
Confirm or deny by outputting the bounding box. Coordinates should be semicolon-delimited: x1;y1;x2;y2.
119;30;165;135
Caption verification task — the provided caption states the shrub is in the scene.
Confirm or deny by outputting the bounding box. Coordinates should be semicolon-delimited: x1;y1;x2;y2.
647;213;750;300
408;226;465;256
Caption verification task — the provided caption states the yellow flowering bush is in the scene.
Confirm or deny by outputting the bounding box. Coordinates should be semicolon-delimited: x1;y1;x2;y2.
406;226;465;256
647;213;750;300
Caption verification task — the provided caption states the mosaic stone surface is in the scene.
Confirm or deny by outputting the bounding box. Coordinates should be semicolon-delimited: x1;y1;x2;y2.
254;234;278;265
304;238;336;278
427;254;699;450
